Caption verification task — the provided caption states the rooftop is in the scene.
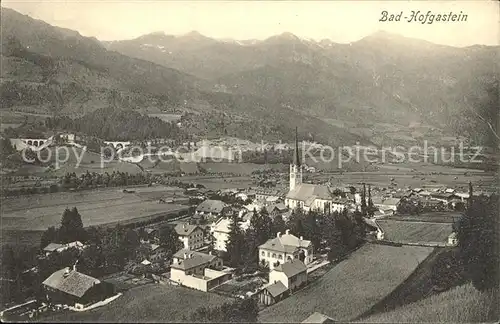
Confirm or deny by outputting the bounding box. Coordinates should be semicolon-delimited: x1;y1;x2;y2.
196;199;227;214
259;230;311;253
302;312;336;323
263;281;288;298
174;223;201;236
42;267;100;298
274;259;307;278
171;249;217;271
286;183;332;202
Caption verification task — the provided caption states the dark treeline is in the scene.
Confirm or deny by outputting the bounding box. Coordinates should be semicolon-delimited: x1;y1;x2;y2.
45;107;188;141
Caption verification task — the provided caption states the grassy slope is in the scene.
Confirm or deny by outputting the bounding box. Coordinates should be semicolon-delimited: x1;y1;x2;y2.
258;244;433;323
362;283;499;323
40;283;235;322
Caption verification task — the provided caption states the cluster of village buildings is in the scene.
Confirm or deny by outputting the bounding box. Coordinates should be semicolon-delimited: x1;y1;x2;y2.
32;135;475;318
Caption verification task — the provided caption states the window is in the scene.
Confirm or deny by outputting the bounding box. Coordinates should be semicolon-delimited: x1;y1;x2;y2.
267;252;270;257
287;256;292;261
261;251;265;256
278;254;283;260
272;253;276;258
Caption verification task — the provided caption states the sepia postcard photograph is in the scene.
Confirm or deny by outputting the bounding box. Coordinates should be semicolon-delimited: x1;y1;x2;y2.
0;0;498;322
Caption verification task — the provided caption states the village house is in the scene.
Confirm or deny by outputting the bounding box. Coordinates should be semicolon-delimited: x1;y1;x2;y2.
42;241;85;257
175;223;205;250
371;197;400;211
430;192;459;204
211;214;253;251
258;259;308;306
258;230;313;270
42;266;115;309
211;218;232;252
195;199;229;219
263;203;288;217
170;249;231;292
254;188;286;202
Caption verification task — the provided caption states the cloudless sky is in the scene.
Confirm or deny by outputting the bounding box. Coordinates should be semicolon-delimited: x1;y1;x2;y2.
2;0;499;47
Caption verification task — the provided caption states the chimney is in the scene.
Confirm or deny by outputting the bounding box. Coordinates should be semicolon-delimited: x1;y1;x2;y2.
277;232;281;238
285;229;290;235
183;223;186;229
63;267;70;278
183;253;188;259
209;251;212;255
300;236;303;241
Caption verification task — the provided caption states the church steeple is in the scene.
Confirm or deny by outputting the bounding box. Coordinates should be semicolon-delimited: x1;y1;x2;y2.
289;127;302;191
293;126;301;167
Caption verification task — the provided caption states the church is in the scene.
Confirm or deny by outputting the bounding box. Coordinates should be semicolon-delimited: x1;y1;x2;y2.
284;129;346;213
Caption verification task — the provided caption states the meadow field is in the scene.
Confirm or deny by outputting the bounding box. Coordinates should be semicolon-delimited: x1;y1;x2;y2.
1;186;187;232
377;220;453;244
384;211;462;223
40;283;235;322
361;283;499;323
258;243;433;323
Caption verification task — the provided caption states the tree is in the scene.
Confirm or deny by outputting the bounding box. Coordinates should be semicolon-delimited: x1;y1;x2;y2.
58;207;86;243
250;208;273;245
367;185;376;217
352;208;366;242
457;193;499;291
361;183;367;216
225;214;246;268
271;215;286;236
40;226;59;249
323;212;345;261
158;226;182;257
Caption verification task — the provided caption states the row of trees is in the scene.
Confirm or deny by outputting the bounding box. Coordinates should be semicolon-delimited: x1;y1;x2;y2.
1;171;156;197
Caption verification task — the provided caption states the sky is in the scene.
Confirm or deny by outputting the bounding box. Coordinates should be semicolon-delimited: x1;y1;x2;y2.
2;0;499;47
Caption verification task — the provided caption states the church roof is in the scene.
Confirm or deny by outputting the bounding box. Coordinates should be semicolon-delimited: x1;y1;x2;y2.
286;183;332;202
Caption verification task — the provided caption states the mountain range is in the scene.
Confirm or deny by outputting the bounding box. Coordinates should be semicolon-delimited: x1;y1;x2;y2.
1;7;498;147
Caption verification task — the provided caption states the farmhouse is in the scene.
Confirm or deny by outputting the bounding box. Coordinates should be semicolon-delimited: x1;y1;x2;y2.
259;230;313;270
170;249;231;292
195;199;228;218
175;223;205;250
42;267;115;309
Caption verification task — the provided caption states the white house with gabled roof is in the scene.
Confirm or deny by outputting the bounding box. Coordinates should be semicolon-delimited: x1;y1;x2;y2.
258;229;313;270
